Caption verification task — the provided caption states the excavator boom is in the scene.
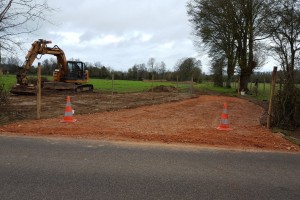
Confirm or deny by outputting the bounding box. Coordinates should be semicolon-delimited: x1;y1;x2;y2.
17;39;67;85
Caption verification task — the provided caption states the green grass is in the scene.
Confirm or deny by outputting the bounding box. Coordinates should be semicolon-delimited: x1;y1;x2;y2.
195;81;236;95
246;82;271;101
0;75;190;93
285;136;300;146
246;82;294;101
0;74;285;99
194;81;274;101
90;79;190;93
0;74;16;91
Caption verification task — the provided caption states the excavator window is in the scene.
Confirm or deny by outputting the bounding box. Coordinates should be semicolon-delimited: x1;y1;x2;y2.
67;61;84;80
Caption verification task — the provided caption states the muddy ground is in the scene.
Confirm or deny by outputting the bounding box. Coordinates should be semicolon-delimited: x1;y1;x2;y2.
0;88;299;152
1;88;194;124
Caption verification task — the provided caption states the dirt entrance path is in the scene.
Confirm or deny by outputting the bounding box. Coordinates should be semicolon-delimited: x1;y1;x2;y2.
0;93;298;152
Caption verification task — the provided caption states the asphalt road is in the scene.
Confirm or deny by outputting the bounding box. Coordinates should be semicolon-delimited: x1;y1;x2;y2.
0;135;299;200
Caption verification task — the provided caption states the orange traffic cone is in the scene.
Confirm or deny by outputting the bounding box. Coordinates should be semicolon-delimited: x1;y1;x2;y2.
217;103;232;130
61;96;76;123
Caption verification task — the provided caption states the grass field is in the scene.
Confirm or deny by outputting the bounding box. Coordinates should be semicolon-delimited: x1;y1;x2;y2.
0;74;274;100
89;79;190;93
0;74;16;91
194;81;273;100
0;75;191;93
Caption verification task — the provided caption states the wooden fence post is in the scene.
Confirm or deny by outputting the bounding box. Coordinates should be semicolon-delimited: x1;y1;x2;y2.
267;67;277;129
36;62;41;119
151;72;154;100
190;75;194;94
263;78;266;97
238;77;241;96
176;75;179;91
111;72;114;105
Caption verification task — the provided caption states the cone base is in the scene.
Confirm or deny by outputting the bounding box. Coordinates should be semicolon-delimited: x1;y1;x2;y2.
217;126;232;131
60;119;77;123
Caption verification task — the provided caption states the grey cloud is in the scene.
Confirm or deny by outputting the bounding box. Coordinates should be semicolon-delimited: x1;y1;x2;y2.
27;0;201;72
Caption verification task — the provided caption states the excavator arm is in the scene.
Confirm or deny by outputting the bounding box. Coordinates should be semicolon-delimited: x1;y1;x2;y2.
17;39;67;84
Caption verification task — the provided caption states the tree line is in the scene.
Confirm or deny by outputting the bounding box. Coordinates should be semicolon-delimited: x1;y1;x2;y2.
0;56;203;83
2;54;300;85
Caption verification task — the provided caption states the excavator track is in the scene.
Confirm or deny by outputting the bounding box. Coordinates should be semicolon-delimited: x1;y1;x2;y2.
10;84;36;95
75;84;94;92
10;83;94;95
43;82;93;92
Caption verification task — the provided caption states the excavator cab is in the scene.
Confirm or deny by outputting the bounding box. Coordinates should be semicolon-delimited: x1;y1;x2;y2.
45;60;92;91
66;61;87;81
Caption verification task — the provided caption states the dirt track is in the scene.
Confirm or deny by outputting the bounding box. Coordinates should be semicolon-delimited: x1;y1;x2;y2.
0;91;298;152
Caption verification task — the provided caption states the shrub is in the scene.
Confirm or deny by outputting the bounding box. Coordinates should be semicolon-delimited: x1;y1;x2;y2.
272;83;300;130
0;77;9;106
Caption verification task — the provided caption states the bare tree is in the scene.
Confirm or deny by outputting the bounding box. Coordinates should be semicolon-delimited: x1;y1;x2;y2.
156;61;166;80
266;0;300;129
187;0;237;88
137;63;147;80
147;57;156;80
211;57;225;87
0;0;53;54
147;57;155;70
268;0;300;84
94;62;103;68
187;0;275;91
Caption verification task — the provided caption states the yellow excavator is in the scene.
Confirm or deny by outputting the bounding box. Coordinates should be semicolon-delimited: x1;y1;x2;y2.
10;39;93;95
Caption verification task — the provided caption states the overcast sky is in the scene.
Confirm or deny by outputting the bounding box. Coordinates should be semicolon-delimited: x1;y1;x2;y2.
25;0;207;72
25;0;273;73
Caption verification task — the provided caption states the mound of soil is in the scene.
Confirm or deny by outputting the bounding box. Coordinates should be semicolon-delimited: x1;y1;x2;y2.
150;85;178;92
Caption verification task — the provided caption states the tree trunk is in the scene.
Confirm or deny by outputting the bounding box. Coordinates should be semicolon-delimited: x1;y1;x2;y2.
226;62;235;88
226;74;232;88
239;68;251;92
